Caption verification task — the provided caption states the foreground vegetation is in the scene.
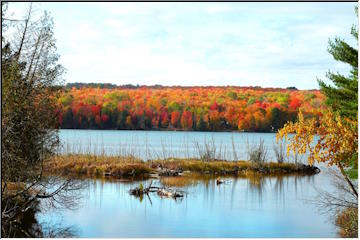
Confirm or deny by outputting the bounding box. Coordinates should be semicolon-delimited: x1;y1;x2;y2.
45;154;320;179
335;207;358;238
2;4;79;237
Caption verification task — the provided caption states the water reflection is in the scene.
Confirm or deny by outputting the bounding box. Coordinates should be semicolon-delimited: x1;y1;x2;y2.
36;172;338;237
159;173;318;209
2;198;79;238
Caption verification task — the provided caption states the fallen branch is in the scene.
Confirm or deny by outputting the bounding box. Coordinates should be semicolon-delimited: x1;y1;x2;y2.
157;188;184;198
129;181;184;199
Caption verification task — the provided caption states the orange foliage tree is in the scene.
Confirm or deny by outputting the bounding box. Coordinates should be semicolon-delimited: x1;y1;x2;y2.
277;111;358;197
57;86;327;131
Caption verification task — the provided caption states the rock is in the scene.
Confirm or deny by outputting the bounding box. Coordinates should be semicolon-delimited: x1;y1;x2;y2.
149;173;160;178
173;191;184;198
216;179;224;185
159;169;180;176
297;164;321;174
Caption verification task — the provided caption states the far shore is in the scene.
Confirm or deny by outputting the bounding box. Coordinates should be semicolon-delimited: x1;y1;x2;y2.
59;128;278;133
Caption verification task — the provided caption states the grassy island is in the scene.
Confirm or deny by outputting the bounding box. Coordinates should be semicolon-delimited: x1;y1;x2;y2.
45;154;320;179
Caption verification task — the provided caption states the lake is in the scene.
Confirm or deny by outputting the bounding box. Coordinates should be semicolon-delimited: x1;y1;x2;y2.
58;129;308;163
37;129;340;237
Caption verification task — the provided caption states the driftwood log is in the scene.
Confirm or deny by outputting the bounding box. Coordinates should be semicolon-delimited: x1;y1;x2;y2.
157;188;184;198
129;180;184;199
129;181;158;195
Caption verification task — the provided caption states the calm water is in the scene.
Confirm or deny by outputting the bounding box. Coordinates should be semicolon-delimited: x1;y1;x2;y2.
37;172;339;237
42;130;339;237
59;129;307;163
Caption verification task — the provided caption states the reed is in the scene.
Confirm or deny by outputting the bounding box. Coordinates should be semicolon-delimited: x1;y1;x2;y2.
273;139;287;163
46;154;318;179
49;134;319;179
246;138;268;167
46;154;151;178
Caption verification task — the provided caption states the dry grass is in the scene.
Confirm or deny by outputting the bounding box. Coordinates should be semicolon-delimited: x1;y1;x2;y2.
1;182;26;196
45;154;316;179
151;158;249;174
335;207;358;238
45;154;152;178
151;158;298;174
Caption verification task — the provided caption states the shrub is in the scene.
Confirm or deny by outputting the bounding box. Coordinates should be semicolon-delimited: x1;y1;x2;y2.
273;140;286;163
247;138;267;167
335;207;358;238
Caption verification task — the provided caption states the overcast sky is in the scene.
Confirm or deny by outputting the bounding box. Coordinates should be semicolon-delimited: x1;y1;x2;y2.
6;2;358;89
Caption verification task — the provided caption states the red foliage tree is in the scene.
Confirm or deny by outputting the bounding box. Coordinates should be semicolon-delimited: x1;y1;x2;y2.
101;114;109;123
181;111;193;129
170;111;181;128
289;97;301;110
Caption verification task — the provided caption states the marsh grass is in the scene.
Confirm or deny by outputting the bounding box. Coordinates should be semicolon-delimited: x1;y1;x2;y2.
194;136;217;161
151;158;249;174
50;135;317;179
59;133;309;166
273;140;287;163
46;154;151;178
246;138;267;167
47;154;311;180
60;134;234;162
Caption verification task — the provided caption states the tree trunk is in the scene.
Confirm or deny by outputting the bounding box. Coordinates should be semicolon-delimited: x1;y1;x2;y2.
15;3;32;61
337;162;358;198
25;29;42;80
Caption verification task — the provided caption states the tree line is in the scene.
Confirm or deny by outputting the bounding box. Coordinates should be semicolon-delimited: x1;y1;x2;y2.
63;82;299;90
57;86;326;132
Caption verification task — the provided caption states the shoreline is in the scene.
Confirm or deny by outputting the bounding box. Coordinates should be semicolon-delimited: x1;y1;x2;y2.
45;154;320;180
58;128;277;133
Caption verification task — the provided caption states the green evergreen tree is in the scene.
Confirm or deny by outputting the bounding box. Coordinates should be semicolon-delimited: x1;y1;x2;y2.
318;6;358;179
318;7;358;121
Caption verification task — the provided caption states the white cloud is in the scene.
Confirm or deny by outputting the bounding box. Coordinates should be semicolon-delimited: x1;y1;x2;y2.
103;19;141;38
205;4;234;14
5;2;357;89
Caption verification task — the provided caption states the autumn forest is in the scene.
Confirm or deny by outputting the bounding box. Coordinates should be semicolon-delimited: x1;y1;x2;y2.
57;85;327;132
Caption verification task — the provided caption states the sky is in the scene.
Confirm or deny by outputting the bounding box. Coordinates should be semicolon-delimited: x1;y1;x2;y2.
5;2;358;89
